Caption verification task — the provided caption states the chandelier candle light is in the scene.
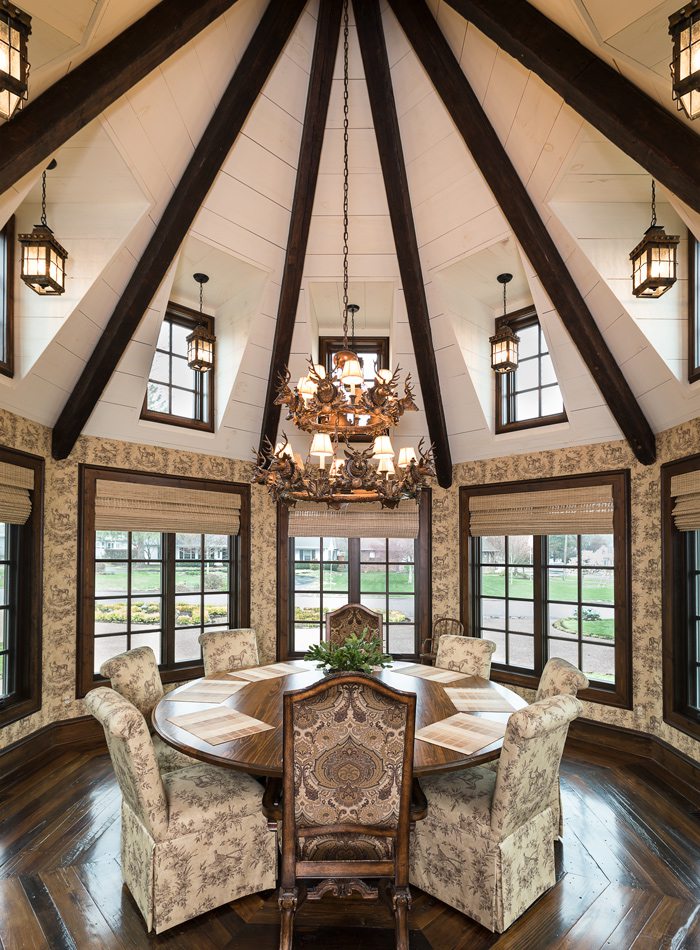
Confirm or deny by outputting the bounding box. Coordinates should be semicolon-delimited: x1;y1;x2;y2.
254;0;434;509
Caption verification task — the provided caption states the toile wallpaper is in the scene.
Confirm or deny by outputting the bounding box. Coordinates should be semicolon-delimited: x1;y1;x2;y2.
0;404;698;766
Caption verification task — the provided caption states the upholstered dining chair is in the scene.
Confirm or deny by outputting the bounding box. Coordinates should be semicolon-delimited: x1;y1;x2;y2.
410;694;582;933
325;602;383;648
198;627;259;675
85;687;276;934
420;616;464;665
435;634;497;678
268;673;422;950
100;646;194;772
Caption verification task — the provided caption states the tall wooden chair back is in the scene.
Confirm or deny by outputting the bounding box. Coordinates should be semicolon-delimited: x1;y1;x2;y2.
325;602;383;648
420;616;464;665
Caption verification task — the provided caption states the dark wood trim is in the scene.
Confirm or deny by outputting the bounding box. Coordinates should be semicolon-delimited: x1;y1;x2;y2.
440;0;700;218
0;0;244;196
52;0;307;461
0;215;15;379
387;0;656;467
76;464;251;697
689;233;699;385
459;469;633;709
0;445;44;729
139;301;216;433
258;0;342;456
355;0;452;489
0;715;105;783
494;307;568;434
660;450;700;742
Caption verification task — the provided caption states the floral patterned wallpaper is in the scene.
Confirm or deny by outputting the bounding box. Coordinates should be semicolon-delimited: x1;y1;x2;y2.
0;404;698;767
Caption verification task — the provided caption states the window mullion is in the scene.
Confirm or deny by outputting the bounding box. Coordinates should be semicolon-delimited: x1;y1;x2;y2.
163;533;175;667
534;535;544;675
349;537;360;603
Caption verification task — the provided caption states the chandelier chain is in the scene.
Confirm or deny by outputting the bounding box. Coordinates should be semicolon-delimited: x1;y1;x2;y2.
41;170;48;228
650;179;657;228
342;0;350;347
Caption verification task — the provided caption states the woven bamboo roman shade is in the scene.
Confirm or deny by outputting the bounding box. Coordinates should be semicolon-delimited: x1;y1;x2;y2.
95;480;242;535
288;500;419;539
0;461;34;525
670;470;700;532
468;485;614;537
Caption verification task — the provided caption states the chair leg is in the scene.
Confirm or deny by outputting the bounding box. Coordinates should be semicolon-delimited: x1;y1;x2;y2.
392;885;412;950
278;887;299;950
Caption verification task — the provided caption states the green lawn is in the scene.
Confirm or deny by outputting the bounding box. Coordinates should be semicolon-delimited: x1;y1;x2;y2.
294;566;415;594
481;571;614;603
96;565;228;594
553;618;615;640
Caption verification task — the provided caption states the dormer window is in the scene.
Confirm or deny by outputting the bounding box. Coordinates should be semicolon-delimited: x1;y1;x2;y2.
495;308;566;433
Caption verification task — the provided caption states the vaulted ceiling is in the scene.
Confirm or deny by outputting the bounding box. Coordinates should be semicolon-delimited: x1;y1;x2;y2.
0;0;698;480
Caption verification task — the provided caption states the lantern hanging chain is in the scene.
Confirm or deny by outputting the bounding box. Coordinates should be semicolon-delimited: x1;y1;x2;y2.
199;279;204;324
40;170;48;228
650;179;657;228
502;278;507;317
341;0;350;349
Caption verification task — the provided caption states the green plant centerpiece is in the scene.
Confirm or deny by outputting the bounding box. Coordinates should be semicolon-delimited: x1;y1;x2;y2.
305;629;392;675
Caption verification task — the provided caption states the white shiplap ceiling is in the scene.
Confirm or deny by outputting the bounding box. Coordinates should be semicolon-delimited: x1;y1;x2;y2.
0;0;697;466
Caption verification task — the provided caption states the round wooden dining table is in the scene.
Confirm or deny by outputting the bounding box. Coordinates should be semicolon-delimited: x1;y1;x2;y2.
153;660;526;778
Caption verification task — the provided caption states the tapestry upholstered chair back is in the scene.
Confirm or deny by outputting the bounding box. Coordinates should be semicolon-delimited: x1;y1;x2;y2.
435;634;497;678
199;627;259;675
536;656;589;701
278;673;417;950
325;603;383;648
100;645;164;720
420;616;464;664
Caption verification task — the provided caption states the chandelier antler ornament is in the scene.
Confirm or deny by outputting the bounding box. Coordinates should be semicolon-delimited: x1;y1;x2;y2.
253;0;434;508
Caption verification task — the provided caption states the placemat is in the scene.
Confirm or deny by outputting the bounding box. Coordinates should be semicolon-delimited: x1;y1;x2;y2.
444;687;519;713
167;707;274;745
415;713;507;755
167;680;248;704
228;662;303;681
394;663;467;684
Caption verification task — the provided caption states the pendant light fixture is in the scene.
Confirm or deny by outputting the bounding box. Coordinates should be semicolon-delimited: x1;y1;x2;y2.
489;273;519;374
630;181;679;299
18;159;68;296
0;1;31;121
669;1;700;120
186;272;216;372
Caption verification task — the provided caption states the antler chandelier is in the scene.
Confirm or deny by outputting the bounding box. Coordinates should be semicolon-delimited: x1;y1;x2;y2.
254;0;434;508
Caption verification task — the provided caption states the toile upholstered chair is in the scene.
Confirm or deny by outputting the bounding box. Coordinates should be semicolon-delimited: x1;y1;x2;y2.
99;646;194;772
435;634;497;679
198;627;259;675
85;687;276;934
410;694;582;933
268;673;422;950
325;603;383;648
420;616;464;665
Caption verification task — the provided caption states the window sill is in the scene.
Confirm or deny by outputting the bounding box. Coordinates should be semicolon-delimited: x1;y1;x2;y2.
0;694;41;729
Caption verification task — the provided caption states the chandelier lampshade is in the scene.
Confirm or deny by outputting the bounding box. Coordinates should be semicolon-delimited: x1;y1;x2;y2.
397;447;417;468
669;1;700;119
0;2;31;121
19;160;68;296
373;435;395;459
630;182;679;299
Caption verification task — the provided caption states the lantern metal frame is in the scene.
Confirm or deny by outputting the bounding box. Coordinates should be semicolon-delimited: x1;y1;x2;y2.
0;1;31;122
18;160;68;296
489;272;519;374
669;1;700;120
630;181;679;299
186;272;216;373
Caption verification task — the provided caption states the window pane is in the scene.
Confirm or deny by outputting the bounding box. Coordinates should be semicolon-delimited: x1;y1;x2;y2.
540;353;557;386
203;593;228;626
548;638;579;667
541;385;564;417
94;636;128;673
517;324;539;359
489;629;506;664
509;600;533;634
95;562;128;596
581;534;614;563
388;624;414;654
294;624;320;652
172;357;196;390
204;563;229;592
171;322;190;356
295;563;320;591
131;632;161;663
323;537;348;561
580;604;615;643
361;538;386;562
131;532;162;560
480;536;506;565
582;642;615;684
176;562;202;594
0;567;5;606
388;538;414;562
515;358;538;391
96;531;128;560
481;598;506;631
175;595;201;626
94;598;127;634
174;628;201;663
172;388;195;418
548;602;579;638
389;596;414;623
295;538;320;561
509;536;533;565
508;566;533;599
515;390;539;421
156;320;170;350
361;564;386;592
481;565;505;597
323;563;349;592
150;350;170;384
176;534;202;559
547;535;577;565
389;563;414;593
508;634;534;670
360;594;386;618
548;568;578;602
581;569;615;605
204;535;229;560
131;597;162;630
146;382;169;414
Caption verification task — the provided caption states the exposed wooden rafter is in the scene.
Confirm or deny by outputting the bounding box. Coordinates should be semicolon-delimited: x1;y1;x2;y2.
0;0;243;197
355;0;453;489
441;0;700;216
51;0;307;460
258;0;343;456
388;0;656;466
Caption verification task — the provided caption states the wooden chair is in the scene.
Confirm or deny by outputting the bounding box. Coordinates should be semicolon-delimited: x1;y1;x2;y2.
325;602;383;648
410;694;582;933
419;616;464;665
198;627;259;675
267;673;423;950
435;634;496;678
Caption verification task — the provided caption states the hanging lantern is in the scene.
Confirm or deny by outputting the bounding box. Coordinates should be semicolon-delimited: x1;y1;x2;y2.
186;272;216;372
669;2;700;120
489;273;519;374
0;2;31;121
18;160;68;296
630;181;679;299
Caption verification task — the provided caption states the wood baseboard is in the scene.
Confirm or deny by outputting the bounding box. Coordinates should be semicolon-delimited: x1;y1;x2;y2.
0;715;105;781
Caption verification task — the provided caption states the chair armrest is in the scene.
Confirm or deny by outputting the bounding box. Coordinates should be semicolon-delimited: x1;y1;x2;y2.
262;777;282;825
410;778;428;823
420;638;433;654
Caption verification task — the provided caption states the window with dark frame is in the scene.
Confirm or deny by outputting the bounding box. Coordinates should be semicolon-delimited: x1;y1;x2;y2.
461;472;631;708
689;233;699;384
0;215;15;378
495;308;566;433
141;303;215;431
78;468;249;696
661;453;700;740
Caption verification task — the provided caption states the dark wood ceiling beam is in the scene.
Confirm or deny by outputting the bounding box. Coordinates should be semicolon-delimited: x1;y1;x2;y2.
354;0;453;489
388;0;656;465
0;0;244;197
258;0;342;455
51;0;306;460
441;0;700;216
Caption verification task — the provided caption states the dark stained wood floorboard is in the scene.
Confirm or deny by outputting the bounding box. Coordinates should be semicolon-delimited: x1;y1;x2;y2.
0;747;698;948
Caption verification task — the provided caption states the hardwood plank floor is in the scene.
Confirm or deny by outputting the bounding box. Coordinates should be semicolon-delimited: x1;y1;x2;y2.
0;744;698;948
